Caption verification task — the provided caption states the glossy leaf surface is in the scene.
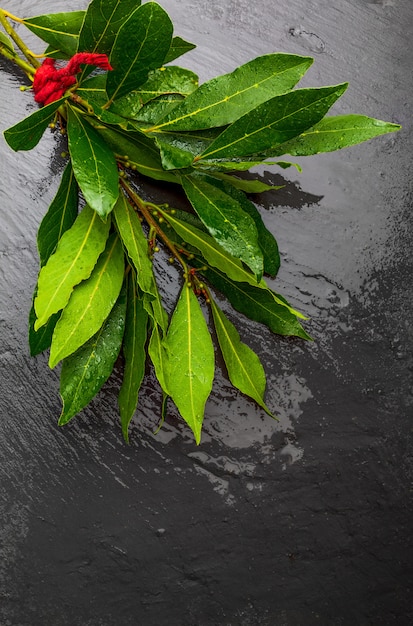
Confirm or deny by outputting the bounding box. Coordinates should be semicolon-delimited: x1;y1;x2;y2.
118;275;148;442
210;299;272;415
113;193;156;298
131;66;198;107
23;12;85;57
95;125;178;184
199;265;311;339
161;209;262;286
67;105;120;218
272;114;401;156
37;162;79;266
148;322;169;396
164;35;196;64
29;298;60;357
49;233;124;368
206;177;280;277
199;84;348;161
182;173;263;279
0;31;15;54
164;286;214;444
29;163;79;355
211;172;283;194
4;98;66;151
106;2;173;104
150;53;313;131
59;284;127;425
34;205;110;330
78;0;142;54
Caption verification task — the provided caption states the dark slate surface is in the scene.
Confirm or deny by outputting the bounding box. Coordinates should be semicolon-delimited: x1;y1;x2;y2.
0;1;412;624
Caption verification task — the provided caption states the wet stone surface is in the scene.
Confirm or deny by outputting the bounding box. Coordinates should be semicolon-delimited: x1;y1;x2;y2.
0;0;412;625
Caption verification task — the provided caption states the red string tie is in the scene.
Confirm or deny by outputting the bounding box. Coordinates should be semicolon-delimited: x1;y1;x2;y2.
33;53;113;106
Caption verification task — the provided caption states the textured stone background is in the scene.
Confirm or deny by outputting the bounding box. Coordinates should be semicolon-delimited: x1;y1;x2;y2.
0;1;412;624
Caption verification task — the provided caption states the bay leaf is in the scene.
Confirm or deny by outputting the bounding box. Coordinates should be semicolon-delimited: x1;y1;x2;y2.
198;84;348;161
210;298;273;416
118;274;148;442
271;114;401;157
23;12;85;57
37;162;78;266
148;53;313;131
106;2;173;104
113;193;157;298
49;232;125;367
67;104;120;218
78;0;142;55
59;283;127;425
4;97;67;151
164;35;196;64
34;204;110;330
182;173;264;280
164;285;214;444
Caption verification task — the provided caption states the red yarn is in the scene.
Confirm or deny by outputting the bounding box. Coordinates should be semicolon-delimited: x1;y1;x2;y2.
33;53;113;106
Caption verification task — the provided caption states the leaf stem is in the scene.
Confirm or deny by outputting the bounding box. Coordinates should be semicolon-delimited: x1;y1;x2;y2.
0;10;40;70
0;41;35;78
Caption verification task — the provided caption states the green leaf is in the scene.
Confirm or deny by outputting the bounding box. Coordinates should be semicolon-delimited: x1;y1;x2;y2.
143;288;168;334
76;75;130;127
182;173;264;280
164;35;196;64
78;0;142;55
42;45;70;60
4;98;66;151
34;204;110;330
271;114;402;157
0;32;15;54
113;193;157;298
198;265;311;339
94;125;179;183
59;283;127;426
118;274;148;442
129;95;183;125
49;232;125;368
37;162;78;266
125;66;198;109
211;172;283;194
205;177;280;277
148;322;169;395
198;84;348;161
210;298;273;416
67;105;120;218
148;53;313;131
164;285;214;444
29;297;60;357
106;2;173;104
160;208;262;286
23;12;85;57
150;127;221;169
155;137;195;170
30;163;79;355
196;159;296;172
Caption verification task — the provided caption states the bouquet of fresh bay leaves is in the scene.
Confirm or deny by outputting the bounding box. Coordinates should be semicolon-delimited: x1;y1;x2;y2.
0;0;400;443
